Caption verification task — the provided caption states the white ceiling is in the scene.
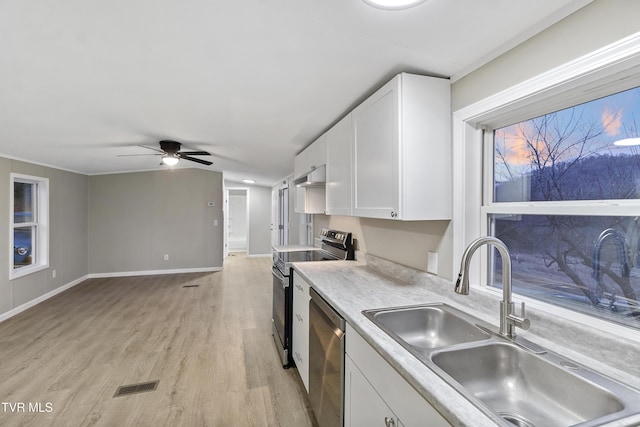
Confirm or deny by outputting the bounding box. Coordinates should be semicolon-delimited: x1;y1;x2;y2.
1;0;590;186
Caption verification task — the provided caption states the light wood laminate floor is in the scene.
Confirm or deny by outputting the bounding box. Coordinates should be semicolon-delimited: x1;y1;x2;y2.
0;254;315;427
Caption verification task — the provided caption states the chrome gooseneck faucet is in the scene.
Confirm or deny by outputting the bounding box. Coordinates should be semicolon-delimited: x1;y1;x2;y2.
455;236;530;339
590;227;630;309
592;228;630;280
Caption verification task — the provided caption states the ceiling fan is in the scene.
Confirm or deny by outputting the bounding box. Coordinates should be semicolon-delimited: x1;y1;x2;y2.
119;140;213;166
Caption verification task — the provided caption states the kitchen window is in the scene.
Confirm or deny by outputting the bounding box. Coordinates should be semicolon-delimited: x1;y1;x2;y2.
453;34;640;336
10;173;49;279
484;83;640;330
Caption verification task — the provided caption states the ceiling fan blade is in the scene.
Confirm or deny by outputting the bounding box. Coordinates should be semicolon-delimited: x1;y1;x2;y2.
178;154;213;165
180;151;211;156
139;144;165;154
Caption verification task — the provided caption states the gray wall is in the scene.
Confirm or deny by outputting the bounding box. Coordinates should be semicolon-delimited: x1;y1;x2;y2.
452;0;640;110
225;181;273;256
0;157;88;315
89;168;224;274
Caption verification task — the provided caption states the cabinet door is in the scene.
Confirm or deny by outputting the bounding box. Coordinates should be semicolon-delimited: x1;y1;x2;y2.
292;271;310;391
345;355;402;427
294;134;327;178
352;77;399;219
346;324;451;427
326;113;352;216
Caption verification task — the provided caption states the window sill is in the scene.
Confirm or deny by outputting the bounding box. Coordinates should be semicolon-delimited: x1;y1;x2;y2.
10;263;49;281
472;284;640;345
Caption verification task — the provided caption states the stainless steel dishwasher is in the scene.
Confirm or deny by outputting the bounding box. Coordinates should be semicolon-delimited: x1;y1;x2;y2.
308;288;345;427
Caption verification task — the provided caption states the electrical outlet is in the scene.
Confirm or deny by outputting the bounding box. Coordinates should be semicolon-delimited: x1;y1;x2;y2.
52;269;57;279
427;251;438;275
164;254;169;261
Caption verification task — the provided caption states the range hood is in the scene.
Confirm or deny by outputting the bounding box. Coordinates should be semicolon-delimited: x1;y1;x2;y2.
293;165;326;187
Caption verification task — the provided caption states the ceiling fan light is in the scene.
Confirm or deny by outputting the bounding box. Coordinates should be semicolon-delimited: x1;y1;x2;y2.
362;0;427;10
613;137;640;146
162;154;180;166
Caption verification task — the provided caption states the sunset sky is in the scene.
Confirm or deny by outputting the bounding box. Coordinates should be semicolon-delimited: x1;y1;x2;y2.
494;85;640;182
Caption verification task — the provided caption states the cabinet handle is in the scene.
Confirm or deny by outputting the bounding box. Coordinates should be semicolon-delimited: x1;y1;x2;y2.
296;313;303;322
295;284;303;291
390;211;398;219
384;417;396;427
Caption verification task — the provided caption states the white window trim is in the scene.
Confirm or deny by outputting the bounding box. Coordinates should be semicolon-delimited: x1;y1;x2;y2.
10;173;49;280
452;31;640;340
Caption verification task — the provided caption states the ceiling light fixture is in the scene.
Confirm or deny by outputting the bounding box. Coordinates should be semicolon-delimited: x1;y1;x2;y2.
242;179;256;184
362;0;427;10
161;154;180;166
613;137;640;146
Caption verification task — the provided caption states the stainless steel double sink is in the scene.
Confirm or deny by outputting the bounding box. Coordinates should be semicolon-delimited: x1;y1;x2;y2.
363;303;640;427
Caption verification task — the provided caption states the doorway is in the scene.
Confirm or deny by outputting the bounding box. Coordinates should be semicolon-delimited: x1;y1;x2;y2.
226;188;250;256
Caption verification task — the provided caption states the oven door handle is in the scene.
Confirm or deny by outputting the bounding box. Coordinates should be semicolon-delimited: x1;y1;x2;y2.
272;266;288;288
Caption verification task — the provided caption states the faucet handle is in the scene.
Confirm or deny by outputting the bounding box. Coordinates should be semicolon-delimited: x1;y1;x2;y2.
513;302;530;330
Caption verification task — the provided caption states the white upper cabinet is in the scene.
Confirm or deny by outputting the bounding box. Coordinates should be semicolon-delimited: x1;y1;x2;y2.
294;133;328;214
325;113;353;216
294;134;327;179
351;73;451;220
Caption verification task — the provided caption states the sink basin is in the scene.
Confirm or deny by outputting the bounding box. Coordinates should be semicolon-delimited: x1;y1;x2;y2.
364;302;640;426
363;304;490;349
431;342;625;427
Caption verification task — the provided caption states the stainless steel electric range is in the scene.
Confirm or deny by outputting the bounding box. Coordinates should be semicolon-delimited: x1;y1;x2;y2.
271;228;354;368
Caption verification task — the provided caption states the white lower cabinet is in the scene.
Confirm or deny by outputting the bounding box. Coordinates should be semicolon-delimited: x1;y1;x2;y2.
345;354;405;427
345;323;451;427
292;271;310;391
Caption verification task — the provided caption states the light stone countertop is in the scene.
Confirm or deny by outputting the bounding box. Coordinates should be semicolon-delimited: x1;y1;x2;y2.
292;254;640;427
271;244;319;252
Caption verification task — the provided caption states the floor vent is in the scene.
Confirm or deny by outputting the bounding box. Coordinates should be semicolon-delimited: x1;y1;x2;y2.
113;380;159;398
182;284;200;288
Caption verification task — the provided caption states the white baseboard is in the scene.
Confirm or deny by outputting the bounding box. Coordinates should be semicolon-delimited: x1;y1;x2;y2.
88;266;223;279
0;274;89;324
